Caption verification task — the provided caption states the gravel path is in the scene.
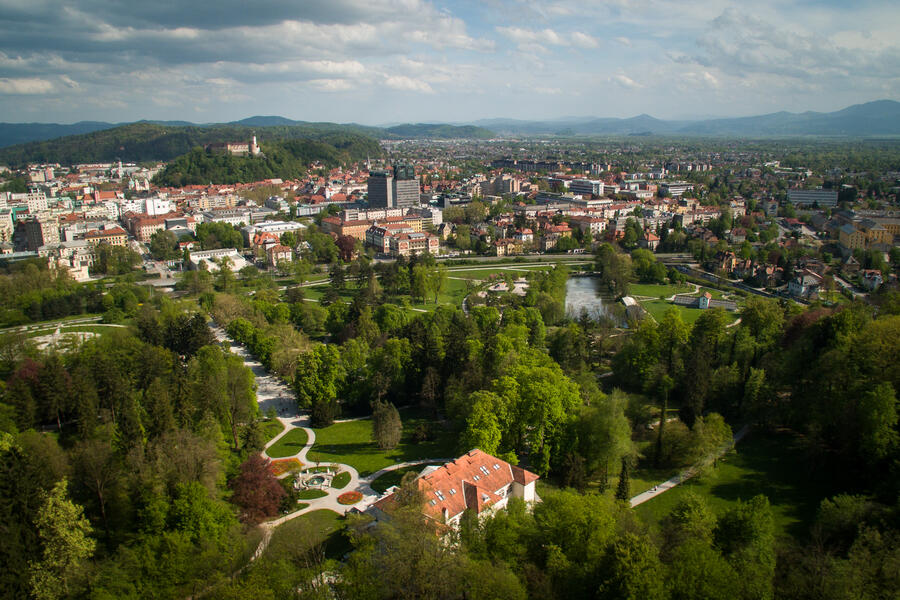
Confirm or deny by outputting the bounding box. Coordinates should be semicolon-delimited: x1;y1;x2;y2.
211;322;374;561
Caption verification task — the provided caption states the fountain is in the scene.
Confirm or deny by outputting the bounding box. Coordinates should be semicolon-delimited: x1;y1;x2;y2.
294;468;337;490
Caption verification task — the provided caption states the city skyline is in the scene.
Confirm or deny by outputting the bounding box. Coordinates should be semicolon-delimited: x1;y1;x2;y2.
0;0;899;125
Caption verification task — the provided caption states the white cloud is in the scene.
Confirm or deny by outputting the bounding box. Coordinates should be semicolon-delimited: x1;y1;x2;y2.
689;8;900;82
571;32;599;49
609;73;644;90
1;0;898;123
496;26;597;49
384;75;434;94
0;77;54;94
298;60;366;77
610;74;642;89
308;78;356;92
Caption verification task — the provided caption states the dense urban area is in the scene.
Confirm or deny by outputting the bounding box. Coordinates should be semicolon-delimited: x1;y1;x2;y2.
1;126;900;600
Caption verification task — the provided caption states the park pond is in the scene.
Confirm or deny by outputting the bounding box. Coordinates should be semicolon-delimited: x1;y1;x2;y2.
565;276;622;323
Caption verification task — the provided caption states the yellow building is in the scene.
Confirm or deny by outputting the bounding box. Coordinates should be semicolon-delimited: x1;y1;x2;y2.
873;218;900;239
838;225;866;250
84;226;128;247
860;220;892;245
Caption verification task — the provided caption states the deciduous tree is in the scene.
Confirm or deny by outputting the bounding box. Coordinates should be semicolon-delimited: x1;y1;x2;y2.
372;401;402;450
229;454;285;524
28;479;95;600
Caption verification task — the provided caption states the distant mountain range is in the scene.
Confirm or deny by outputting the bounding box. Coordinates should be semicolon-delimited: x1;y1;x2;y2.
468;100;900;137
0;100;898;164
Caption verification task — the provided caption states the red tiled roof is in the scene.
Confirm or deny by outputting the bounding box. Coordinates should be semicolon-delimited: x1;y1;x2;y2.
373;449;538;523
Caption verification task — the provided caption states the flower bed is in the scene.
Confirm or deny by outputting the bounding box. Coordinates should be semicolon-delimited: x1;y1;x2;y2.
270;457;304;477
337;491;362;505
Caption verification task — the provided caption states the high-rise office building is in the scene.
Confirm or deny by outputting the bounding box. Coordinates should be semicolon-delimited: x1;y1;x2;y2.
392;163;420;209
368;170;393;208
17;215;59;251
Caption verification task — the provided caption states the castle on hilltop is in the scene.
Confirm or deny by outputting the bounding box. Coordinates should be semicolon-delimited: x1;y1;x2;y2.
205;135;262;157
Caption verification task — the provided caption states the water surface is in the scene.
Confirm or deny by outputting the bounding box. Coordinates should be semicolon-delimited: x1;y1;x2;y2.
565;276;616;321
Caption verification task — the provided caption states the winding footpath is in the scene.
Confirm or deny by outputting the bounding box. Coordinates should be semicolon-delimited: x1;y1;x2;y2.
211;322;448;562
629;424;750;508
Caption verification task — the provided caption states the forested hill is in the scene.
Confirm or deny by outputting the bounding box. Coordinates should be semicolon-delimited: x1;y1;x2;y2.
153;136;382;186
0;120;494;166
0;122;386;167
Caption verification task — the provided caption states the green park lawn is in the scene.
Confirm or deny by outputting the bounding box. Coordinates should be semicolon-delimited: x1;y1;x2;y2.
297;489;328;500
627;283;693;298
331;471;351;489
638;299;739;326
697;286;727;299
371;466;421;493
634;431;837;540
638;299;707;325
445;266;552;280
260;418;285;443
299;286;354;303
266;428;309;458
407;277;470;310
307;410;457;476
628;466;682;497
263;510;349;562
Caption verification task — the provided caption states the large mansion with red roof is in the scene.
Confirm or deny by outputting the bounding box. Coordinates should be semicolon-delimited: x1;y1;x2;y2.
369;449;539;528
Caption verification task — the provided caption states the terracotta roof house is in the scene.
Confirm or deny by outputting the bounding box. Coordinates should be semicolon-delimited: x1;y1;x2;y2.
369;449;539;528
266;244;293;267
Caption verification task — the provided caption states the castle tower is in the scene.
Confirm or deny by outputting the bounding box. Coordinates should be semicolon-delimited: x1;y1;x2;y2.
251;135;261;156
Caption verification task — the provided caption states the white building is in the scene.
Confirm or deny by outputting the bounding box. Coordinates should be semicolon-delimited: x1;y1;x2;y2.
568;179;605;197
202;208;252;227
188;248;250;272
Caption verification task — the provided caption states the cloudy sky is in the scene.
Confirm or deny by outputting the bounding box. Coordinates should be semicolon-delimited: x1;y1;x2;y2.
0;0;898;124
